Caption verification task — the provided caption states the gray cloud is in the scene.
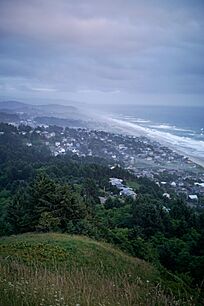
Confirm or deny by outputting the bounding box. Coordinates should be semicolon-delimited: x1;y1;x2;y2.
0;0;204;105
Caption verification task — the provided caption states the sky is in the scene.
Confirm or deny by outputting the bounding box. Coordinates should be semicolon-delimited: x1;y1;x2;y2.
0;0;204;106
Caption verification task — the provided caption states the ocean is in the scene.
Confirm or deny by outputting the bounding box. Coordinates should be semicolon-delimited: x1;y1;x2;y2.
93;104;204;163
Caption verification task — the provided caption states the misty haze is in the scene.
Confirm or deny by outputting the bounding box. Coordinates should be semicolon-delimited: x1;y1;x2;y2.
0;1;204;305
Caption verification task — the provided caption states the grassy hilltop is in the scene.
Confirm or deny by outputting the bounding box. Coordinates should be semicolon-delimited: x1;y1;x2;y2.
0;233;195;306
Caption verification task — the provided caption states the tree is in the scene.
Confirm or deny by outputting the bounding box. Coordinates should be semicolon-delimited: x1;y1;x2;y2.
6;191;31;234
36;212;60;232
54;184;86;230
28;174;57;228
22;174;87;231
132;199;164;237
82;178;99;206
156;238;190;272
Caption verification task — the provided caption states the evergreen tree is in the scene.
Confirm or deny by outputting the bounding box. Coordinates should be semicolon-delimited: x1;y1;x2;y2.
6;191;31;234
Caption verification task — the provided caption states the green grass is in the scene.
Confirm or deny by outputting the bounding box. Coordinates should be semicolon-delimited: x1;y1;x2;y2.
0;233;196;305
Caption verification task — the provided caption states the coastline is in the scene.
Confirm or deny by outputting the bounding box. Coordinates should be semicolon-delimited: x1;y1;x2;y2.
101;115;204;170
186;156;204;169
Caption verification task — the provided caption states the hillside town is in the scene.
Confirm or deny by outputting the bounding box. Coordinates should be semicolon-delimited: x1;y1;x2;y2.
1;121;204;207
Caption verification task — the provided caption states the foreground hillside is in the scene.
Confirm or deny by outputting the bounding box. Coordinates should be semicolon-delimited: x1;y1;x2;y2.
0;233;194;306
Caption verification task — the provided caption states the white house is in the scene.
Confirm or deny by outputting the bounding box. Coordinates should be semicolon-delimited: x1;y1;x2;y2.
163;193;171;199
188;195;198;201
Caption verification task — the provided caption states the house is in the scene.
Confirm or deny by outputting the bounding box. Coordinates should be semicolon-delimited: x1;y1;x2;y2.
26;142;32;147
99;196;107;204
163;193;171;199
109;178;137;199
162;206;171;213
171;182;176;187
195;182;204;187
188;195;198;201
110;165;116;170
119;188;137;200
58;148;65;154
161;181;167;185
109;178;123;188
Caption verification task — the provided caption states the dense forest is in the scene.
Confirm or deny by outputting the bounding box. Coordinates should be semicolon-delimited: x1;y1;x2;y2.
0;122;204;295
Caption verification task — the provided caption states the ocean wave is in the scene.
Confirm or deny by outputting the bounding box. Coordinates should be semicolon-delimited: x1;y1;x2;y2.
110;114;151;124
132;118;151;123
115;116;192;132
148;124;193;132
106;116;204;160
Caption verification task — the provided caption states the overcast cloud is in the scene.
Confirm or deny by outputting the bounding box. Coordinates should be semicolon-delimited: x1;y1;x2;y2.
0;0;204;105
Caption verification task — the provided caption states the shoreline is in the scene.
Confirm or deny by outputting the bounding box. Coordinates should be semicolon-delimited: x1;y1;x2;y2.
100;115;204;170
186;156;204;169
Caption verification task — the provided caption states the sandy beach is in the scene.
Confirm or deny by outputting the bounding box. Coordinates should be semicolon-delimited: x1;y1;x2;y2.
101;115;204;170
